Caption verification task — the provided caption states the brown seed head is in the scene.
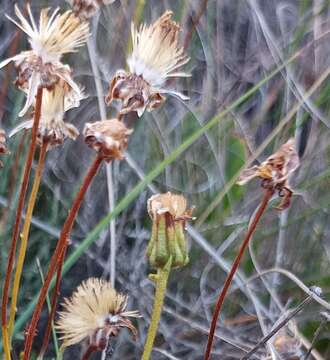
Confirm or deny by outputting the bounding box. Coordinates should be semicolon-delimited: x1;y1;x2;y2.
67;0;115;20
83;119;133;161
56;278;140;349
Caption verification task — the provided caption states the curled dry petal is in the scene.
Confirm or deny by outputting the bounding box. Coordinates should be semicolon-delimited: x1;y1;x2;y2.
237;138;300;210
83;119;133;161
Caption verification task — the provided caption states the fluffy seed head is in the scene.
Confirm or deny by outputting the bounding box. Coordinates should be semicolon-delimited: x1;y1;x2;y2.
106;11;190;117
56;278;140;349
83;119;133;161
0;5;89;116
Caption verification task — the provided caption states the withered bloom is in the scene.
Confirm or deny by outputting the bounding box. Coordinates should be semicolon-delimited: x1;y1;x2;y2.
0;129;9;167
56;278;140;352
83;119;133;161
237;139;300;210
10;81;83;149
106;11;190;117
0;5;89;116
67;0;115;20
147;192;194;269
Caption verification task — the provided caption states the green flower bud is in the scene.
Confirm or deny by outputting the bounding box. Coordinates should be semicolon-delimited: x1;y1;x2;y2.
146;192;193;269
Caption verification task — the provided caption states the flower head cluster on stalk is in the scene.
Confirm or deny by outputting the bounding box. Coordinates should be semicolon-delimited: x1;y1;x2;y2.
106;11;190;117
237;139;300;210
56;278;140;351
0;5;89;117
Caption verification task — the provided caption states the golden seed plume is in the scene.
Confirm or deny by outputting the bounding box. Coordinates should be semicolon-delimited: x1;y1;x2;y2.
56;278;140;349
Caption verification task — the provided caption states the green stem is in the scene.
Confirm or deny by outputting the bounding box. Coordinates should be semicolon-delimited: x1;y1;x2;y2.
142;258;172;360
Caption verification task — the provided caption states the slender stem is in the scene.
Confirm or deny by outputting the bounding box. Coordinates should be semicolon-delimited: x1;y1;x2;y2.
8;140;48;338
39;246;67;357
142;258;172;360
1;87;43;360
204;189;274;360
23;155;104;360
87;37;116;286
82;345;98;360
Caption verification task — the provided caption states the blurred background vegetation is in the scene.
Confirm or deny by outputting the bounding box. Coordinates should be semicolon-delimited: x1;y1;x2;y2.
0;0;329;358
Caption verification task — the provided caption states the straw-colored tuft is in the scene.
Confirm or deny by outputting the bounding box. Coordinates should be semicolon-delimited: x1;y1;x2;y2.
106;11;190;117
56;278;140;348
9;81;83;149
0;5;89;117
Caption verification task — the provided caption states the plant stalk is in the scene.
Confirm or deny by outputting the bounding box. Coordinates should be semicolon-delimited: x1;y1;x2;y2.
1;87;43;360
8;140;48;338
142;257;172;360
23;155;104;359
39;246;67;357
204;189;274;360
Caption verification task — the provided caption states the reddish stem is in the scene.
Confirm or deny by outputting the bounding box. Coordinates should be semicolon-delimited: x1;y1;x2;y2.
1;87;43;340
23;155;104;359
81;345;98;360
39;247;67;357
204;189;274;360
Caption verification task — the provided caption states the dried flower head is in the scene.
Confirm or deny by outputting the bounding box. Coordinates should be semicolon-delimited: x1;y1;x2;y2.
147;192;194;269
67;0;115;20
83;119;133;161
106;11;190;117
0;5;89;116
0;128;9;167
56;278;140;350
9;81;83;149
237;139;300;210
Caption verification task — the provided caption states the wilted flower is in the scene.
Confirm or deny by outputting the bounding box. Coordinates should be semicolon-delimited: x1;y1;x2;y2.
147;192;194;269
9;81;83;149
106;11;190;117
83;119;133;161
67;0;115;20
56;278;140;351
237;139;300;210
0;5;89;116
0;129;8;167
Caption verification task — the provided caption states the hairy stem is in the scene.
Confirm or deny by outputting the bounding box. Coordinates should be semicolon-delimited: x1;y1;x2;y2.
23;155;104;359
1;87;43;360
8;140;48;338
204;189;274;360
142;258;172;360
